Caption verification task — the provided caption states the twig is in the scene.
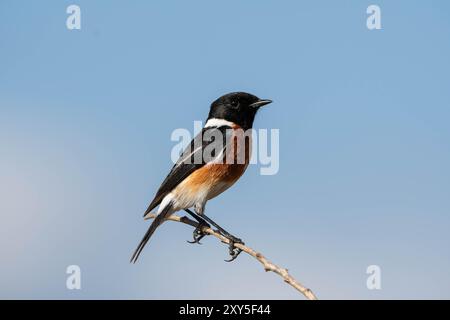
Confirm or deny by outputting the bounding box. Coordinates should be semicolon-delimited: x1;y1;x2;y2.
145;213;318;300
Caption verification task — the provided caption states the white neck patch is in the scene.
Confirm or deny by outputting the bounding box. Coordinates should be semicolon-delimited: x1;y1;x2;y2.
204;118;234;128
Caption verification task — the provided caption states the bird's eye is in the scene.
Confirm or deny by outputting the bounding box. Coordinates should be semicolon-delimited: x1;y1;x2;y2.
230;100;240;109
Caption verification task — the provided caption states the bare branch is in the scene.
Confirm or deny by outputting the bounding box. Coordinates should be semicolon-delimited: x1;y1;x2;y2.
145;213;318;300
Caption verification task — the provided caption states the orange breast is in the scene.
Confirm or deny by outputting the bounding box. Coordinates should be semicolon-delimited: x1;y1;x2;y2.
179;124;252;198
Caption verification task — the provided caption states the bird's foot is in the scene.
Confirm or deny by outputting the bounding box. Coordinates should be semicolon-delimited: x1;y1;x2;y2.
224;236;244;262
187;222;210;245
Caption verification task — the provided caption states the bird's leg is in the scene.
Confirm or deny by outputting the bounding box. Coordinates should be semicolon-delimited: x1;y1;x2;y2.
199;213;244;262
184;209;210;244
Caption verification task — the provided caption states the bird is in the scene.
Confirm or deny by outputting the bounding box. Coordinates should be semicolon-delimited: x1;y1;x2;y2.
131;92;272;263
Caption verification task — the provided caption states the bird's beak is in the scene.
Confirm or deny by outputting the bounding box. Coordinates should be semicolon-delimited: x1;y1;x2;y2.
250;99;273;108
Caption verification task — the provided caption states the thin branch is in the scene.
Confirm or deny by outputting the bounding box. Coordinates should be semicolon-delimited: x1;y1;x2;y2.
145;213;318;300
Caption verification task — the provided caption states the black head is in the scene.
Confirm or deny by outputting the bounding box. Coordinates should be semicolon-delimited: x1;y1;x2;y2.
207;92;272;130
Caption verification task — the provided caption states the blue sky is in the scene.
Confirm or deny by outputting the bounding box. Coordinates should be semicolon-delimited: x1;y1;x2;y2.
1;0;450;299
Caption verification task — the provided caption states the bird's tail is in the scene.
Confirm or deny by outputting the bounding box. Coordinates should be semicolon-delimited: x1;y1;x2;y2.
130;202;173;263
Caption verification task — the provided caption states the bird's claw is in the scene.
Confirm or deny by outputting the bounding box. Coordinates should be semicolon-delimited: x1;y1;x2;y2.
224;237;244;262
187;223;209;245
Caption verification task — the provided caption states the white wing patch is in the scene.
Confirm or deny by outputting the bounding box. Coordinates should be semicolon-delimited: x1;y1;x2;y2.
157;193;174;214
